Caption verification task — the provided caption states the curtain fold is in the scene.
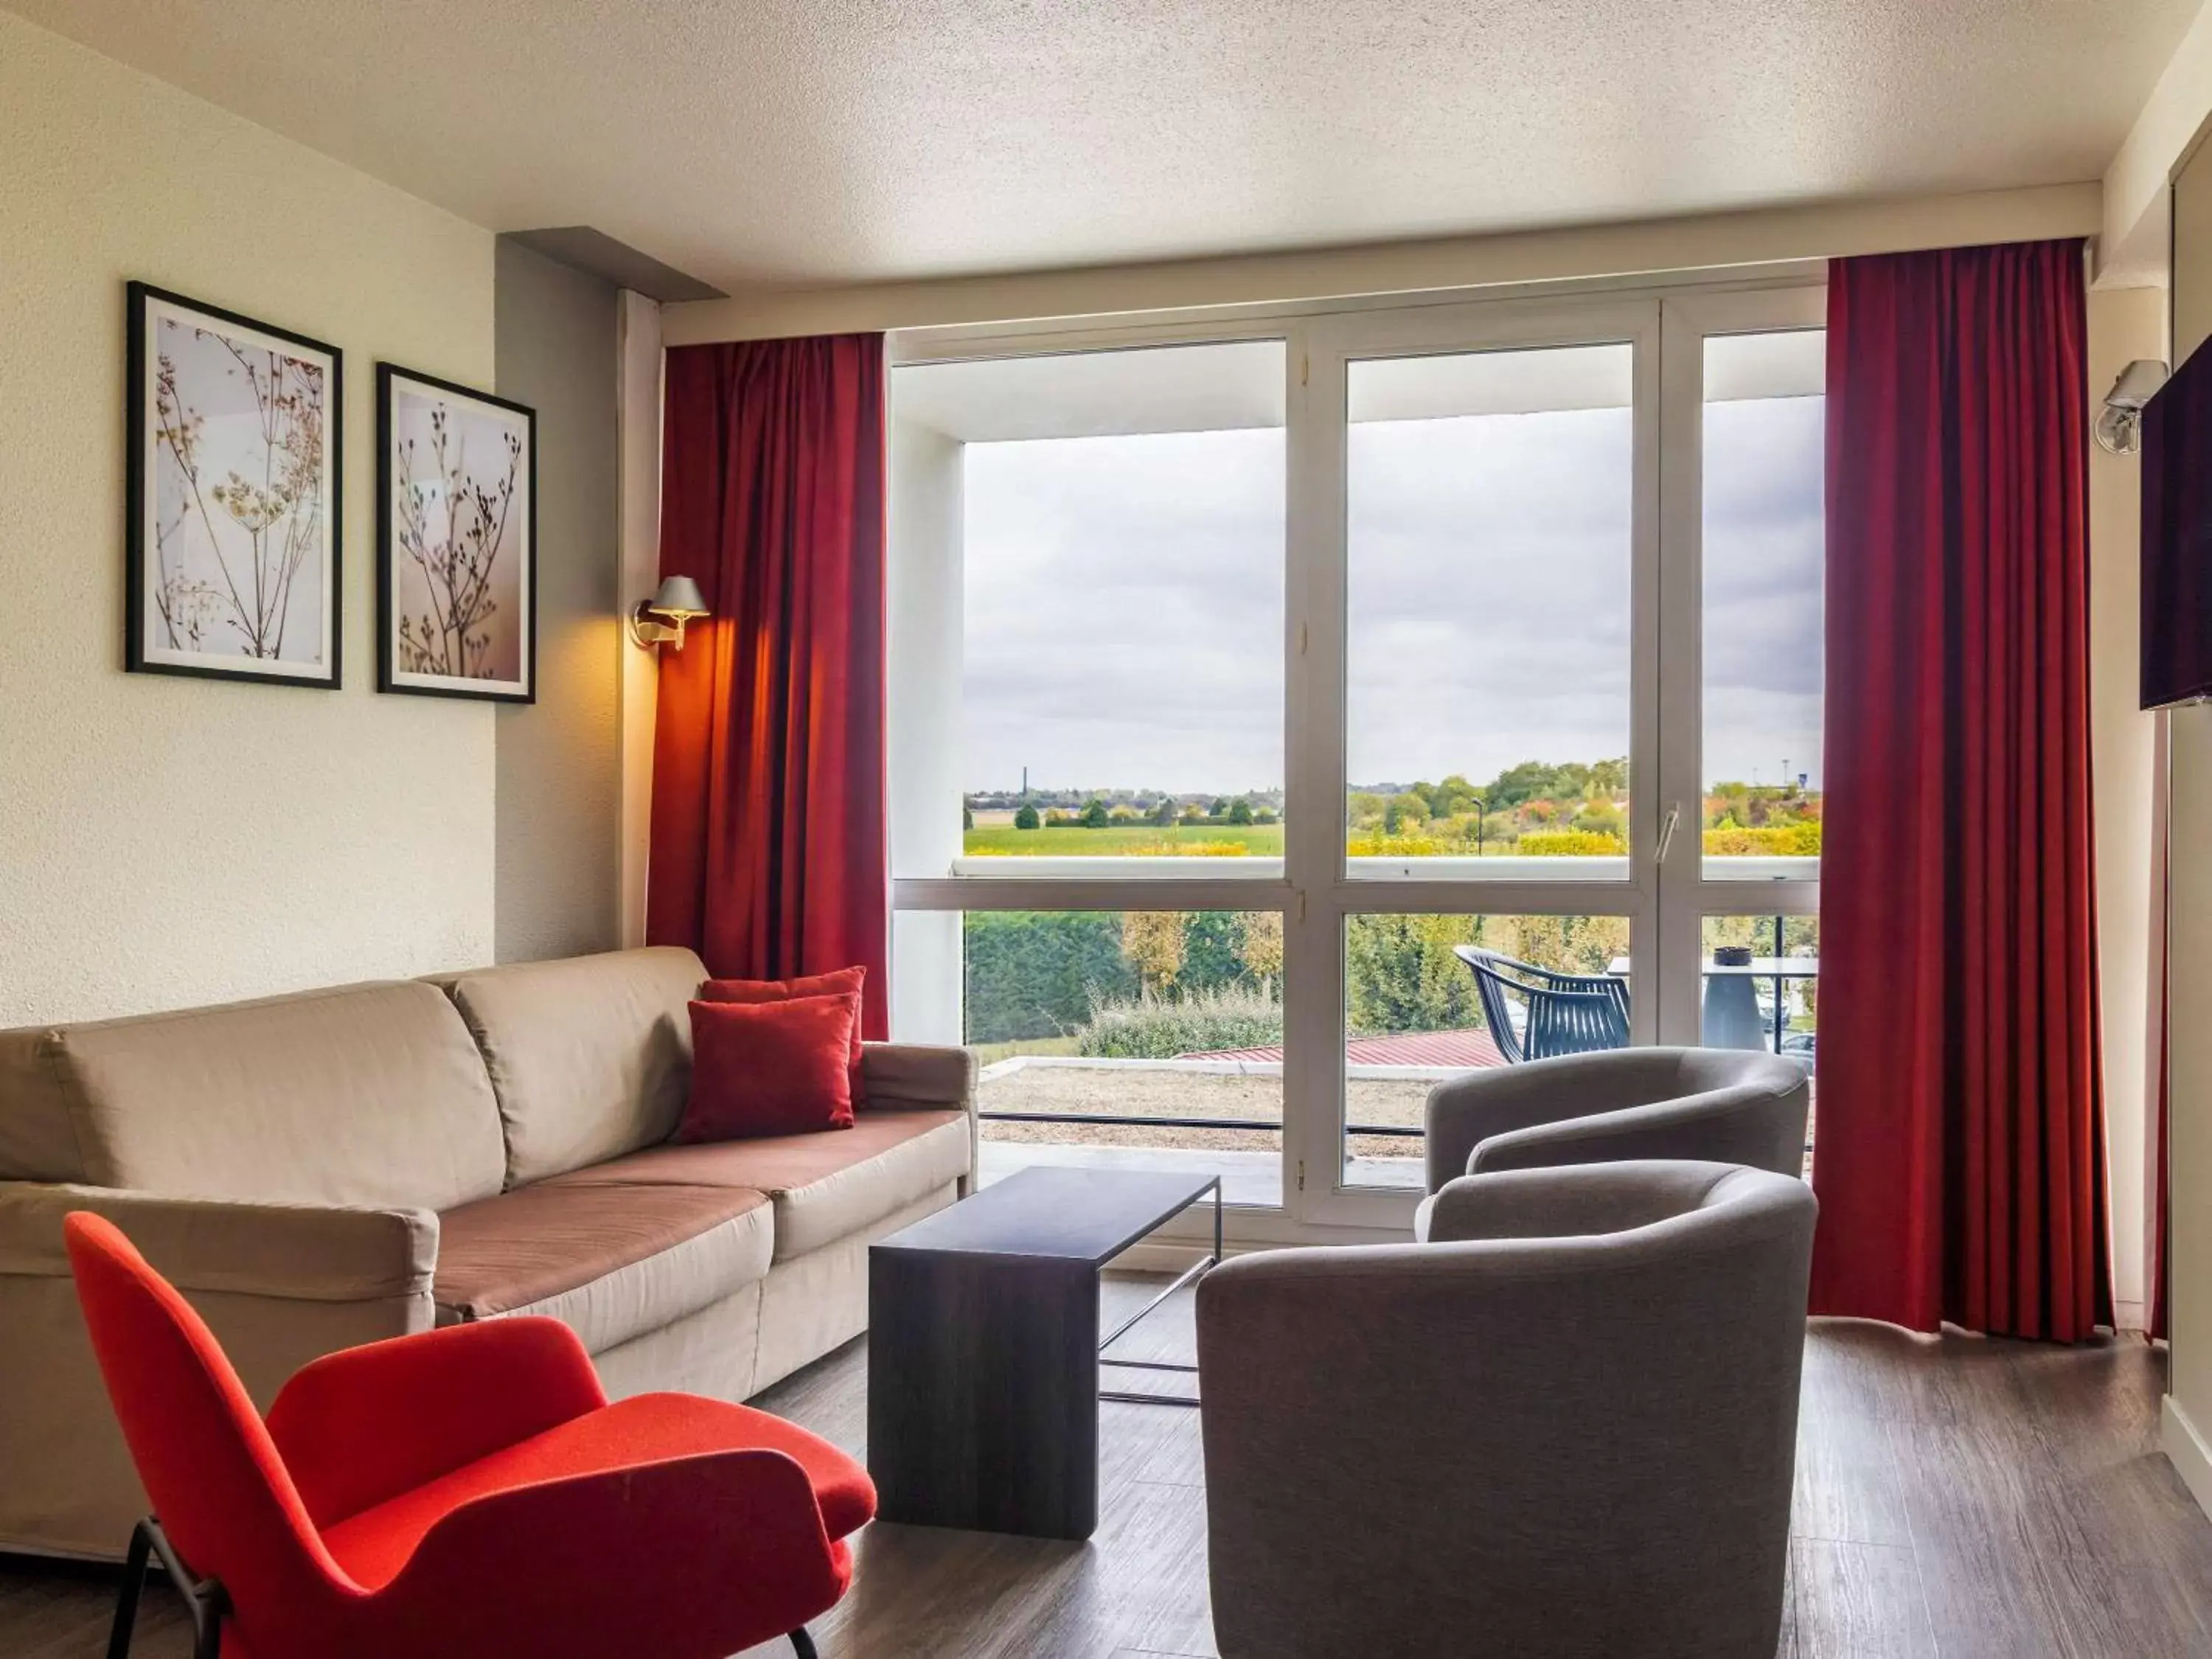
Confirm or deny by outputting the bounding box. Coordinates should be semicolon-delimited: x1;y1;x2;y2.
1811;239;2110;1341
647;334;888;1038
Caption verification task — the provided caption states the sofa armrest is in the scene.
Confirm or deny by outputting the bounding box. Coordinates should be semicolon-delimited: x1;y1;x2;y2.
860;1043;975;1110
0;1180;437;1301
0;1181;439;1559
863;1043;979;1195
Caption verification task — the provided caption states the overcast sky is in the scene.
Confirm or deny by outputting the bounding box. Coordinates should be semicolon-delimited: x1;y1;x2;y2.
961;397;1823;796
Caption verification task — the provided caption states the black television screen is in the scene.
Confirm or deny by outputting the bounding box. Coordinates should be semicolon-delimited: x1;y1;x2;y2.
2143;340;2212;709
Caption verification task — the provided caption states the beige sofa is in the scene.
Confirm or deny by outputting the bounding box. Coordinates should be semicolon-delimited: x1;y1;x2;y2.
0;945;975;1559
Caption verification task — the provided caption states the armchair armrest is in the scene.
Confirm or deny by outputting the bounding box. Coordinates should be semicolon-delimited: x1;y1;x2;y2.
1422;1062;1632;1190
1417;1160;1744;1243
268;1317;608;1529
1468;1084;1805;1177
373;1447;846;1655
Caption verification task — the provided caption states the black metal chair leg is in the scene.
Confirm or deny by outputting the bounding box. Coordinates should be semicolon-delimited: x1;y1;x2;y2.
106;1520;153;1659
789;1627;820;1659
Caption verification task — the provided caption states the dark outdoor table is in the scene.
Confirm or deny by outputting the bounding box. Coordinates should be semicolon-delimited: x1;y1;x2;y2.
867;1165;1222;1540
1605;956;1820;1050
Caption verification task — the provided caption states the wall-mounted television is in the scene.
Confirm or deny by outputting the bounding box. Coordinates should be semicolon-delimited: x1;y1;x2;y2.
2144;340;2212;709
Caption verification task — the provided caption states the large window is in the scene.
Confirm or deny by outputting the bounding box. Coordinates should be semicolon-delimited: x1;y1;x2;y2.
889;285;1823;1234
1346;345;1635;876
1700;329;1826;881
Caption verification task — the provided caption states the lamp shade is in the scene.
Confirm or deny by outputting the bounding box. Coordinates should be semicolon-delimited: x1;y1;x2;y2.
649;575;709;619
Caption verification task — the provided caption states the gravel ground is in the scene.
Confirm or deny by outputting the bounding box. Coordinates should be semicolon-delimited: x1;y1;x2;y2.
976;1064;1435;1161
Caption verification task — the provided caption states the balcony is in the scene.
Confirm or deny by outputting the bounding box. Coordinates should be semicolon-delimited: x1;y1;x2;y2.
975;917;1816;1206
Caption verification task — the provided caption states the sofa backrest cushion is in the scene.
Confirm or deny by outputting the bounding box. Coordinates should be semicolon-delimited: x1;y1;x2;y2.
0;981;506;1211
438;947;707;1187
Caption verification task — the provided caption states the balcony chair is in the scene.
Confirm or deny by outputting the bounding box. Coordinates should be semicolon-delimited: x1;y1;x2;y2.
1197;1160;1818;1659
1451;944;1629;1064
1424;1044;1811;1190
61;1210;870;1659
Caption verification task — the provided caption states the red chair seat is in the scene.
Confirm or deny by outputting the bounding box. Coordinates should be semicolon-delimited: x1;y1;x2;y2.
324;1391;873;1588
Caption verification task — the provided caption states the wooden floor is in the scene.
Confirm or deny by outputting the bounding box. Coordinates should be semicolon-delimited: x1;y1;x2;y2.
4;1281;2209;1658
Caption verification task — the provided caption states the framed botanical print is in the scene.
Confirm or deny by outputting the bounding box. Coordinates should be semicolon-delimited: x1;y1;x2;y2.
376;364;537;702
126;282;341;686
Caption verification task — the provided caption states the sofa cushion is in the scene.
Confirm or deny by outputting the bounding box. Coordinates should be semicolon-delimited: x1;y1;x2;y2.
679;994;860;1141
0;982;506;1211
700;965;869;1104
434;1180;771;1354
437;947;708;1187
552;1110;970;1263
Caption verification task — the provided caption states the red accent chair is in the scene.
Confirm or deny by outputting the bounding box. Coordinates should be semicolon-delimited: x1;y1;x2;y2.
62;1211;872;1659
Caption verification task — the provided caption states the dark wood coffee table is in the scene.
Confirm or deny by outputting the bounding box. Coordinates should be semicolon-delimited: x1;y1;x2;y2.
866;1165;1222;1540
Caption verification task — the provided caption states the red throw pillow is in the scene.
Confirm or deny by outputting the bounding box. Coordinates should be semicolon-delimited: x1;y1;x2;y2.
699;966;868;1105
678;993;860;1141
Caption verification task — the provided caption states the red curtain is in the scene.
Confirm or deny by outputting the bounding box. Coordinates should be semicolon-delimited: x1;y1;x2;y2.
647;335;888;1038
1810;239;2110;1341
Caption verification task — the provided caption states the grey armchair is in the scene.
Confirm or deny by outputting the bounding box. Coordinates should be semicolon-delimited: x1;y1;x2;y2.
1197;1161;1818;1659
1424;1044;1809;1192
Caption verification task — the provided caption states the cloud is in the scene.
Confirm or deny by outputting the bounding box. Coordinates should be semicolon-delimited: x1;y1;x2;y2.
953;394;1823;796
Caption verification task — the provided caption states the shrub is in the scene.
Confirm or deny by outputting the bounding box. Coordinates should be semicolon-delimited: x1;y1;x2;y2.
1074;982;1284;1059
1520;829;1625;856
1703;824;1821;857
1344;913;1481;1034
963;911;1135;1043
1079;798;1111;828
1346;831;1449;857
1013;803;1040;830
1227;797;1256;825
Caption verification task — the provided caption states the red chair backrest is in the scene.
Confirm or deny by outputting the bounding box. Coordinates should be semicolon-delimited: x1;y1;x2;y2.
63;1212;342;1624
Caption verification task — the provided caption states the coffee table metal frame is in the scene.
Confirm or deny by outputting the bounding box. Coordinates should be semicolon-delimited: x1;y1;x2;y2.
1097;1175;1221;1408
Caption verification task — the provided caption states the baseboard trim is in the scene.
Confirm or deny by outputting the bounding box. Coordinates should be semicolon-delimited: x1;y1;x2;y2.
2164;1396;2212;1520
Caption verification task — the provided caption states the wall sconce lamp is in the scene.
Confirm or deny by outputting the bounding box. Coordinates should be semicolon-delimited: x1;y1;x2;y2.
627;575;710;650
2096;358;2170;455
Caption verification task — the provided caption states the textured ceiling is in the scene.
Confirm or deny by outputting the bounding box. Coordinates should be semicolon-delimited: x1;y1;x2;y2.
8;0;2199;294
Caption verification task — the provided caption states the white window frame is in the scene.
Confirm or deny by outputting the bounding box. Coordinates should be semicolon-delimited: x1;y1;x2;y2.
886;270;1825;1243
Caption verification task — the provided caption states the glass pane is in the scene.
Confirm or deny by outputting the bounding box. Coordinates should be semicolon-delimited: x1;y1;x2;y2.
1341;911;1633;1188
1346;344;1635;877
1698;914;1818;1177
961;909;1284;1206
889;342;1285;876
1702;331;1825;880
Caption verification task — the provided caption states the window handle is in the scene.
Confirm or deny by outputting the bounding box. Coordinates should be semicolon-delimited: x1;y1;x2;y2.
1656;801;1682;863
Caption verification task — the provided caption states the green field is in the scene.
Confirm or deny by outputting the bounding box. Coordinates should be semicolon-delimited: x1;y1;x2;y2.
963;824;1284;857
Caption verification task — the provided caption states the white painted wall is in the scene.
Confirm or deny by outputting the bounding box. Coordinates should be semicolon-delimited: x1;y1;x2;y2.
2168;130;2212;1523
2102;0;2212;286
493;238;621;964
616;291;664;949
2088;285;2168;1328
665;184;2101;344
0;13;498;1024
886;414;966;1044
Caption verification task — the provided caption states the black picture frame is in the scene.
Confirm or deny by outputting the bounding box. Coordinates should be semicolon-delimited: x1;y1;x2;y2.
375;363;538;703
125;281;343;688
